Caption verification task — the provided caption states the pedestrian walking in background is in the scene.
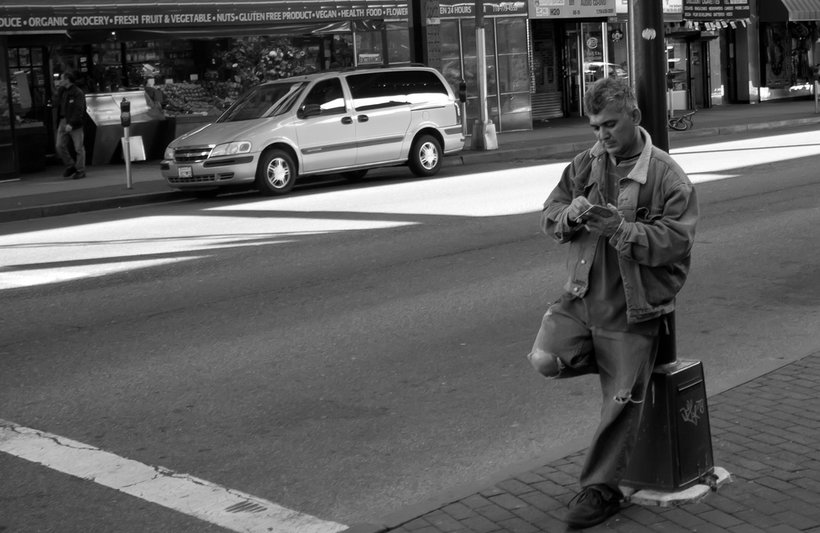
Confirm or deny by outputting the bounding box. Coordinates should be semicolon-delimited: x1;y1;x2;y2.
527;76;699;529
55;71;87;180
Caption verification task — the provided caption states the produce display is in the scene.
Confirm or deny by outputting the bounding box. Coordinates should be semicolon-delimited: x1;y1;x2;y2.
157;82;221;116
157;81;245;116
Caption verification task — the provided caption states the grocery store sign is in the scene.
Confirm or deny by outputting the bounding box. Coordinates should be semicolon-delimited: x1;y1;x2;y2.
0;0;409;33
528;0;616;19
682;0;750;20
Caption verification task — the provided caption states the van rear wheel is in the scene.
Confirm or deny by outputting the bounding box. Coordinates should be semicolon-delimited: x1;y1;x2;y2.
409;134;442;177
257;149;296;195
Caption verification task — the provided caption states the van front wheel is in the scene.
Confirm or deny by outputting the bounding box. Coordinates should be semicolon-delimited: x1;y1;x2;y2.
257;149;296;195
409;134;442;177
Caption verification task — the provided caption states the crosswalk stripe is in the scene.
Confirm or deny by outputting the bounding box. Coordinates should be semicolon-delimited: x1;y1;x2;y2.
0;419;348;533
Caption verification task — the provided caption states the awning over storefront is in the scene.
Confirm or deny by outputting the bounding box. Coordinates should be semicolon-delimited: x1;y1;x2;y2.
0;0;409;35
779;0;820;21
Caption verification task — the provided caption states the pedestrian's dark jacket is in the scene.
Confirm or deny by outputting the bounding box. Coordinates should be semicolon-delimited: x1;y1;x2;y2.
57;84;86;129
541;127;699;323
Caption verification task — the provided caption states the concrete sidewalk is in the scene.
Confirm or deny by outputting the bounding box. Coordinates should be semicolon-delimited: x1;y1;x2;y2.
1;97;819;224
345;352;820;533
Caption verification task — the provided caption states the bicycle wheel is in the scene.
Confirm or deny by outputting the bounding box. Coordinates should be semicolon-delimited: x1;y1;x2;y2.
668;117;688;131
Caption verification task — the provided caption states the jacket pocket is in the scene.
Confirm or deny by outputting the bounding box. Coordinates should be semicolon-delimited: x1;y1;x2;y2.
640;264;685;306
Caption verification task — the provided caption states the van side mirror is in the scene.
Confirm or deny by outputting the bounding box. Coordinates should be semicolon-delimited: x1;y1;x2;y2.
298;104;322;119
458;80;467;103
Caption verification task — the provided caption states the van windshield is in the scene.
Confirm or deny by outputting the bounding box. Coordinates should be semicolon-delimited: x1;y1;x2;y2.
217;82;307;122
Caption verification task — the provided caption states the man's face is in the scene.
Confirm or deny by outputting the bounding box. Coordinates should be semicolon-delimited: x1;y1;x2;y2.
587;104;641;158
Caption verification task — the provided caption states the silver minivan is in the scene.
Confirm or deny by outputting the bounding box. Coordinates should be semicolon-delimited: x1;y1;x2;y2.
160;66;465;196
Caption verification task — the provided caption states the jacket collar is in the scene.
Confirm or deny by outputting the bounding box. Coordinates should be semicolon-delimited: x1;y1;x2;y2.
589;126;653;185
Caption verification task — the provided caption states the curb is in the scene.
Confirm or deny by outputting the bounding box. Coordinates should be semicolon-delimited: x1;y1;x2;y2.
0;191;186;223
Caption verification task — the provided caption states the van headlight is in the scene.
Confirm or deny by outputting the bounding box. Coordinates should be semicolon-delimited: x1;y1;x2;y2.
210;141;252;158
164;146;175;160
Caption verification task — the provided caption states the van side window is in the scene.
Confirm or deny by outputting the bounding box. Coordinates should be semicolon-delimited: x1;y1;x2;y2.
348;71;449;111
301;79;346;116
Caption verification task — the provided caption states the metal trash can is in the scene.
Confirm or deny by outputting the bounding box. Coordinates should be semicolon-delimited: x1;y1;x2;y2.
622;360;715;491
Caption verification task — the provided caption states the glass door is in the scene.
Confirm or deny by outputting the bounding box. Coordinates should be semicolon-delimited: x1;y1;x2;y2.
564;22;615;116
564;25;583;116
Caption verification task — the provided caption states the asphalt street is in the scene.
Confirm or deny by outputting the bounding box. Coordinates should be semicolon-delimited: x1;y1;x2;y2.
2;125;820;532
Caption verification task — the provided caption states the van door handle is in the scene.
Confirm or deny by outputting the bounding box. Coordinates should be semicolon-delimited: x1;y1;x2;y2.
341;116;353;125
357;115;369;123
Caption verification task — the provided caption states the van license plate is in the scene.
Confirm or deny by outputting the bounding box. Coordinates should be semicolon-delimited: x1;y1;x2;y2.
178;166;193;178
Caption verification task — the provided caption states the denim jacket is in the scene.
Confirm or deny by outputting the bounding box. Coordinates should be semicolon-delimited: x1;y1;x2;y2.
541;127;699;323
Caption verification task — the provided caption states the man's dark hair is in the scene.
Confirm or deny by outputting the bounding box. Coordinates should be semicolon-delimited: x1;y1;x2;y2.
62;71;76;84
583;76;637;115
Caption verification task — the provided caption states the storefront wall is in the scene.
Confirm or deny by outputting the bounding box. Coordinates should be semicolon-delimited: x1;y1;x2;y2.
528;0;617;119
0;37;19;179
428;0;531;132
758;0;819;101
0;0;411;176
681;0;762;104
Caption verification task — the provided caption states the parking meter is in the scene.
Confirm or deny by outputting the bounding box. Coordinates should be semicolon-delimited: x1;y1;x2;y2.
458;80;467;103
120;98;132;189
120;97;131;127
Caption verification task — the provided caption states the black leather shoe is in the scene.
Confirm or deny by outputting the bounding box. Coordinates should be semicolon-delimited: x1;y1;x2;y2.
62;166;76;178
565;486;620;529
72;171;86;179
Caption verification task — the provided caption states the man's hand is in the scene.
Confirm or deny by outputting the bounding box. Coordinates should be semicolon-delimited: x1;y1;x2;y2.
583;203;622;237
65;124;73;132
565;196;592;223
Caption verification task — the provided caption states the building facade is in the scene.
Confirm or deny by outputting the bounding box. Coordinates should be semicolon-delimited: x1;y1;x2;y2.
2;0;818;179
0;0;414;179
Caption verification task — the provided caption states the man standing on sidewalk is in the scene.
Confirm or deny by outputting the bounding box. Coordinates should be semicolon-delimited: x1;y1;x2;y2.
527;76;698;528
55;72;87;180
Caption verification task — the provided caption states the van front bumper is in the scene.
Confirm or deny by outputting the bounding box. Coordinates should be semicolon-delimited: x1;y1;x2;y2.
160;155;258;189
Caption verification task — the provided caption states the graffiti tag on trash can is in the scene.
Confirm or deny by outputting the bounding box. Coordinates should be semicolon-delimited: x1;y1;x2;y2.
680;399;705;425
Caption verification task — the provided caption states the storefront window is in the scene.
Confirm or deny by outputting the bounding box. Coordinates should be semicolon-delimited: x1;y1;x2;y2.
331;35;355;68
0;45;18;177
666;41;688;110
495;18;530;131
761;22;817;100
439;16;530;131
386;26;411;64
7;47;48;127
357;31;384;65
462;19;499;125
6;46;50;172
440;20;463;95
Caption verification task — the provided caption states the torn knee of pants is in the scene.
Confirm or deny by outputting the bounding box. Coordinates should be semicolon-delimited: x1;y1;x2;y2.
527;349;565;378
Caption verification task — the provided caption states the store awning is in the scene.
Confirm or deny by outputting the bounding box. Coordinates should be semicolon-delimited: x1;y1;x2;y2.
779;0;820;21
0;0;409;35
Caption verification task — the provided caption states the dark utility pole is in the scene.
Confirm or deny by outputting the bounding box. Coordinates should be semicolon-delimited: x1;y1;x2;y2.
629;0;674;363
628;0;669;152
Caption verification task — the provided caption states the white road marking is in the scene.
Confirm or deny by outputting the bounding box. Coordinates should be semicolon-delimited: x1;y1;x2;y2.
0;419;347;533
